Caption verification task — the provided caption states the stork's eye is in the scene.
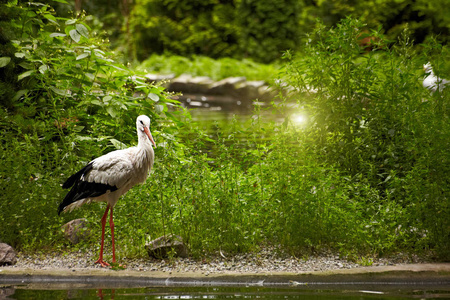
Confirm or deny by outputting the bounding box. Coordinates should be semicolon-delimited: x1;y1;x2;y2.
140;120;144;125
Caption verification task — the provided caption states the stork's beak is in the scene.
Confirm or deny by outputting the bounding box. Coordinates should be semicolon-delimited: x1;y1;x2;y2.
144;127;156;148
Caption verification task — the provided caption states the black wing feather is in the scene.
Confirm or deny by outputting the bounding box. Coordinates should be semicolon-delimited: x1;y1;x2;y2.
58;162;118;215
62;163;95;189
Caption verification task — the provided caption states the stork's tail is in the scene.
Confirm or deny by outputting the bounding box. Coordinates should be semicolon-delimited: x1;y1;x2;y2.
58;162;117;215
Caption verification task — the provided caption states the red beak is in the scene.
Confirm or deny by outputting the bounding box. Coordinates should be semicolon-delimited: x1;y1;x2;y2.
144;127;156;147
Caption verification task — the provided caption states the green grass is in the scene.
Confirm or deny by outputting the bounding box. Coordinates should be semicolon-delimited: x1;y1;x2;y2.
135;54;279;82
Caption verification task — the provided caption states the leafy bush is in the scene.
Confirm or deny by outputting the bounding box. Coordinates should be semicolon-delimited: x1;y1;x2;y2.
279;17;449;258
137;54;278;81
129;0;300;63
1;3;448;262
128;0;449;64
237;0;300;63
302;0;450;45
130;0;238;61
0;1;176;250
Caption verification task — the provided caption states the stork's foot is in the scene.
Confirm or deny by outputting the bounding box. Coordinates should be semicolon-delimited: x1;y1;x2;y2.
95;259;110;267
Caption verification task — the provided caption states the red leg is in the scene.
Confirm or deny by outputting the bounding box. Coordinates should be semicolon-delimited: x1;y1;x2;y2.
109;207;126;268
109;206;116;264
95;205;110;267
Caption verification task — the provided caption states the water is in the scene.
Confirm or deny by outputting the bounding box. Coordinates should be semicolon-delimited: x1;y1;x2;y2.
4;284;450;299
2;277;449;299
178;93;299;124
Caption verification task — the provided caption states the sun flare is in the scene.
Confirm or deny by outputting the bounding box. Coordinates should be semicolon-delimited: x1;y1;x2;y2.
292;114;307;125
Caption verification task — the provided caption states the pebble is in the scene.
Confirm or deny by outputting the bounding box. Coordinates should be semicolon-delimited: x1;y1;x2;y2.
9;247;426;274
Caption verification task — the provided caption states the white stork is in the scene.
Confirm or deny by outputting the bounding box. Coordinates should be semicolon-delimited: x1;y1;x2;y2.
423;62;449;92
58;115;156;267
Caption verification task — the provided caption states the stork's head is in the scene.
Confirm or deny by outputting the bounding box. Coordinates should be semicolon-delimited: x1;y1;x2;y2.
136;115;156;147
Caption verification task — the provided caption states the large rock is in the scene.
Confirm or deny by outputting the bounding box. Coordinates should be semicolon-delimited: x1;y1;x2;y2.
146;73;278;104
146;234;188;259
169;74;214;94
209;76;247;96
0;243;17;266
235;80;266;100
61;218;91;244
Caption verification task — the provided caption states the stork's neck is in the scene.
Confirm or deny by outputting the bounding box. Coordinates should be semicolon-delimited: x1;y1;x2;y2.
136;129;154;170
137;130;154;149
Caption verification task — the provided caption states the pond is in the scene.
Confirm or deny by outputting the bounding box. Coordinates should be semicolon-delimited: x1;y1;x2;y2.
2;275;449;300
4;284;450;299
176;93;303;125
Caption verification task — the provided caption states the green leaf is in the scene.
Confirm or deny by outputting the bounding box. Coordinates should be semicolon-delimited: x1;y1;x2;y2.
76;23;89;39
93;49;105;55
12;90;28;101
155;104;164;113
43;14;58;25
106;106;117;118
88;99;102;106
69;29;81;43
39;64;49;74
103;95;112;102
18;70;35;81
50;86;70;96
15;52;25;58
110;138;127;150
0;57;11;68
49;32;66;38
148;92;159;102
76;53;90;60
18;62;33;69
85;72;95;80
94;51;105;59
65;19;77;25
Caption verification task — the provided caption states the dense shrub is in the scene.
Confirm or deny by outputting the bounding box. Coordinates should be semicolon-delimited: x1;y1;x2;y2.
130;0;239;61
303;0;450;45
1;2;448;262
279;17;449;258
137;54;278;81
128;0;448;63
237;0;300;63
0;1;175;250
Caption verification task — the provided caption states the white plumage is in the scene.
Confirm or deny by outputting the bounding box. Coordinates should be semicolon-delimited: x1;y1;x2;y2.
59;115;156;267
423;63;449;92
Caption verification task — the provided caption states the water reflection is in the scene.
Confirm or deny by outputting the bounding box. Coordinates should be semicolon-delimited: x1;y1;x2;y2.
176;93;309;131
3;284;450;300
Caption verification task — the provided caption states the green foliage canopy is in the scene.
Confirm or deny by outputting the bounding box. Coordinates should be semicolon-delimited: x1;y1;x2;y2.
129;0;449;63
130;0;239;61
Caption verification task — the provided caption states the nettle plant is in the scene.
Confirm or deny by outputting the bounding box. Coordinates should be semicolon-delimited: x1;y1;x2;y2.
0;1;179;250
12;1;178;140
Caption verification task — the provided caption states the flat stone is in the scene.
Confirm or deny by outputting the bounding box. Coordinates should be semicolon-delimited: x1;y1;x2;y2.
235;80;266;100
168;74;194;93
168;74;214;94
0;243;17;266
146;234;188;259
209;77;247;95
61;218;91;245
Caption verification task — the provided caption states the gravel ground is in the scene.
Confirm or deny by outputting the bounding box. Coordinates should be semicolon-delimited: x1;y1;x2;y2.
9;247;428;274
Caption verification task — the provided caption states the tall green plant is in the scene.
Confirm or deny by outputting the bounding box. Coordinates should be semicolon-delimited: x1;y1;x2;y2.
280;17;449;258
0;0;177;250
